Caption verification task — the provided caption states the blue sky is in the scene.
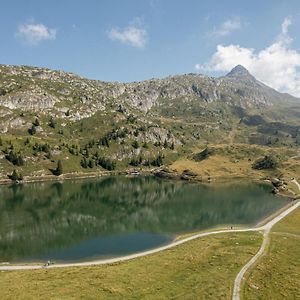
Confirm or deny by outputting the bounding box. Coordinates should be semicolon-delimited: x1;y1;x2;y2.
1;0;300;96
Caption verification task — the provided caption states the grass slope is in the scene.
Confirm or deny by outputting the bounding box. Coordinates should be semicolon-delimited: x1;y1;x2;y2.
244;206;300;299
171;144;300;182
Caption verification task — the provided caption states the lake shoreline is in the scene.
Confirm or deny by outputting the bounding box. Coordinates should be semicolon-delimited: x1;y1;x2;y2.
0;168;272;185
0;167;297;199
0;174;293;265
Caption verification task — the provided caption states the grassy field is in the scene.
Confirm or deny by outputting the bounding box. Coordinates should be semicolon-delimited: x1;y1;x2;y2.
0;232;261;300
171;144;300;185
243;207;300;299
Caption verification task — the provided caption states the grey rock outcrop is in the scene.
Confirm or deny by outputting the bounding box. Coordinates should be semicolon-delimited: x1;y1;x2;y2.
0;63;299;125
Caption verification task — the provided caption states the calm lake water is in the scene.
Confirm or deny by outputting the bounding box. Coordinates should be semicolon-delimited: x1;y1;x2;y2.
0;176;288;263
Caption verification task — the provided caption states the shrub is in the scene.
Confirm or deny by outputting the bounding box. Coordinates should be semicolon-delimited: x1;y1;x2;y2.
127;114;136;124
81;157;88;168
193;147;212;162
6;151;24;166
151;155;163;167
97;157;116;171
88;159;94;168
132;140;139;149
52;160;63;176
28;125;37;135
252;155;278;170
33;118;40;126
49;117;56;128
8;169;23;182
129;157;142;166
99;137;109;147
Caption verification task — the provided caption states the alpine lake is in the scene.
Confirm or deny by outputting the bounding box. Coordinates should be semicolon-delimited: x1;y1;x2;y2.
0;176;288;263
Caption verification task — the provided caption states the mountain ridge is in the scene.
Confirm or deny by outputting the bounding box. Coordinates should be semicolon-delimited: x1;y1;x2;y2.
1;62;298;101
0;62;299;180
0;63;298;115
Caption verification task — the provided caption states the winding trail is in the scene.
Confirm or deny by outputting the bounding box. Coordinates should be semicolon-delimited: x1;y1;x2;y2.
232;179;300;300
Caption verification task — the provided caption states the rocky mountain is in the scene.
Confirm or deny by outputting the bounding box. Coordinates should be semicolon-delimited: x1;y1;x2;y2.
223;65;298;105
0;63;299;178
1;63;298;115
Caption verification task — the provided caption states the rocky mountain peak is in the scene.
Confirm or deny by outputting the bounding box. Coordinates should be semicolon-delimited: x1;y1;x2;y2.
226;65;252;79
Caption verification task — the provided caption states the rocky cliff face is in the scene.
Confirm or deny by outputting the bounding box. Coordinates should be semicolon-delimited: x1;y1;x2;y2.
0;63;299;134
1;64;298;116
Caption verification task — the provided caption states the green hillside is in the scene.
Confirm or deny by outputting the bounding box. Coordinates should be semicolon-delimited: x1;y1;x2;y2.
0;64;299;182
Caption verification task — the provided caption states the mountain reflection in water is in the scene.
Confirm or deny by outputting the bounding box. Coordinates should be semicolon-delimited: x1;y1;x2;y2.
0;176;287;262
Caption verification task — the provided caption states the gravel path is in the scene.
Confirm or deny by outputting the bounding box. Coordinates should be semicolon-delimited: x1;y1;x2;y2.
232;180;300;300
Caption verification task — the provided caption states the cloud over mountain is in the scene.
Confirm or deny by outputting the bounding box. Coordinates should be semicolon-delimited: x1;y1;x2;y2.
197;17;300;97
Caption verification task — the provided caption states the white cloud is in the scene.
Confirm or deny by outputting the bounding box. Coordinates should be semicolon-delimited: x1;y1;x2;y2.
281;17;291;35
209;18;241;37
17;22;56;45
197;17;300;97
107;22;147;49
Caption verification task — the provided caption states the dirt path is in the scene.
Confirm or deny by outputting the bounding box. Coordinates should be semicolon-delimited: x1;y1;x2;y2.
232;180;300;300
